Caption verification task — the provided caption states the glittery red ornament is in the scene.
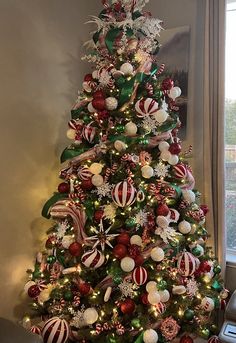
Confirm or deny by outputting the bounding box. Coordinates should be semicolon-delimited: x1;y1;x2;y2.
161;78;174;91
93;90;105;99
169;142;182;155
58;182;70;193
156;203;169;216
94;210;104;222
84;74;93;82
97;110;109;120
129;244;141;259
120;299;135;314
200;204;209;215
134;254;144;266
69;242;82;257
117;232;130;246
199;260;211;273
179;336;193;343
113;244;127;259
28;285;40;298
81;179;94;190
78;282;91;296
92;98;106;110
140;292;149;305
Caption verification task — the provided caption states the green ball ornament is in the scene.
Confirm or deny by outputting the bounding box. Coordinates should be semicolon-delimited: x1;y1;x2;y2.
200;328;210;339
116;125;125;133
83;115;91;124
63;290;74;301
131;318;141;328
47;255;56;264
157;280;167;290
125;217;136;228
211;280;223;292
191;245;203;257
213;265;222;274
138;137;149;145
50;288;62;300
154;89;163;98
184;309;195;321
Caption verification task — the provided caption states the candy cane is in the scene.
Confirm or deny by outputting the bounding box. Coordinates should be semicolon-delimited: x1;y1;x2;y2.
50;200;89;244
104;167;112;182
157;63;165;75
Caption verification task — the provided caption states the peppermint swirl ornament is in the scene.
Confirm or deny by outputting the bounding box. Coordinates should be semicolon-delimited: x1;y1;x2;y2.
82;123;96;143
177;251;197;276
135;98;159;117
41;317;70;343
77;166;92;180
81;249;105;269
112;181;137;207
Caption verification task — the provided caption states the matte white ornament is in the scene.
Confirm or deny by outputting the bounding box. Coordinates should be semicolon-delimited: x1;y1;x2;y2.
201;297;215;312
104;286;112;302
148;291;161;305
154;109;168;123
120;256;135;272
178;220;192;234
105;97;118;110
89;163;103;175
83;308;99;324
169;86;182;100
91;175;104;187
160;150;171;162
143;329;159;343
141;165;154;179
88;102;96;113
168;154;179;165
146;281;157;293
66;129;76;140
114;140;127;152
182;190;196;203
120;62;134;75
158;141;170;152
159;290;170;303
150;247;165;262
172;285;186;295
125;122;137;136
130;235;142;246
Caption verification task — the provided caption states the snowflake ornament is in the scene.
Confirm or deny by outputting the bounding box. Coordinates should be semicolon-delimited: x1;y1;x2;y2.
154;162;170;178
140;116;159;134
69;305;86;329
155;226;180;244
85;220;118;251
186;278;199;298
103;203;117;221
135;210;148;227
118;279;137;299
56;221;69;239
92;182;113;200
98;70;114;88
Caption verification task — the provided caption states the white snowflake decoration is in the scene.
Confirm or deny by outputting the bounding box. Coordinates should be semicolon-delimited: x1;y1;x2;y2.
85;220;118;251
98;70;114;88
69;305;86;329
155;226;180;244
135;210;148;227
103;203;117;222
92;182;113;200
56;221;69;239
154;162;170;178
186;278;199;298
118;280;137;299
140;116;159;134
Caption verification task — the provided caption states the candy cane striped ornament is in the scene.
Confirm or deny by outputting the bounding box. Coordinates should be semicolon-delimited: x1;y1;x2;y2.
208;335;220;343
41;317;70;343
132;266;148;285
135;98;159;117
157;63;165;75
177;251;197;276
82;123;96;143
77;166;92;181
112;181;137;207
116;323;125;335
155;302;166;314
81;249;105;269
30;325;41;335
173;163;187;179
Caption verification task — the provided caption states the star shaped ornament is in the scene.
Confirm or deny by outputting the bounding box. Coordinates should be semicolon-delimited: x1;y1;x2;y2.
85;220;118;251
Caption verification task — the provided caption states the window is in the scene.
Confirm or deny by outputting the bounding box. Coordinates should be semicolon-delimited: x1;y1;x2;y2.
225;1;236;255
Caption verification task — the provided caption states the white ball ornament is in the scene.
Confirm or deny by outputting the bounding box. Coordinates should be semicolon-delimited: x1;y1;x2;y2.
143;329;159;343
146;281;157;293
92;175;104;187
124;122;137;136
182;190;196;203
160;150;172;162
151;247;165;262
159;290;170;303
148;291;161;305
172;285;186;295
114;140;127;152
158;141;170;152
105;97;118;110
154;109;168;123
88;102;96;113
168;154;179;165
201;297;215;312
141;165;154;179
89;163;103;175
120;62;134;75
156;216;169;229
169;86;182;100
178;220;192;234
130;235;142;246
66;128;76;140
120;256;135;272
83;308;99;325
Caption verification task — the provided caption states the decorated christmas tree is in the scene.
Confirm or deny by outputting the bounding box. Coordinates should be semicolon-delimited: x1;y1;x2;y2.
22;1;227;343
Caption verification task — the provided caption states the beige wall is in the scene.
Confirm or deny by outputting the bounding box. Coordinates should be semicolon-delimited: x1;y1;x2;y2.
0;0;212;322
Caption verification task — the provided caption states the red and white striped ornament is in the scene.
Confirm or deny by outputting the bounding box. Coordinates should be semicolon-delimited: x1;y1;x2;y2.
112;181;137;207
30;325;41;336
82;80;97;93
82;123;96;143
155;302;166;314
132;266;148;285
172;163;187;179
135;98;159;117
41;317;70;343
177;251;197;276
116;323;125;335
208;335;220;343
77;166;92;181
81;249;105;269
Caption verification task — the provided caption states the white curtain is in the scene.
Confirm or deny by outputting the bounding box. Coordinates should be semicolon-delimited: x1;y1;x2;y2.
203;0;226;275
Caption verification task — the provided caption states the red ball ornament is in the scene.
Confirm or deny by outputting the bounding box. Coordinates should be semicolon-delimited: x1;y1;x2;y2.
140;292;149;305
58;182;70;193
78;282;91;296
93;90;105;99
200;204;209;215
117;232;130;246
134;254;144;266
199;261;211;273
156;203;169;216
84;74;93;82
132;266;148;285
129;244;141;259
92;97;106;110
120;299;135;314
113;244;128;259
28;285;40;298
81;178;94;190
94;210;104;222
161;78;174;91
169;142;182;155
69;242;82;257
180;336;194;343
